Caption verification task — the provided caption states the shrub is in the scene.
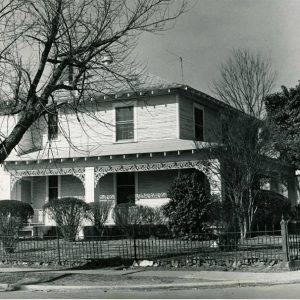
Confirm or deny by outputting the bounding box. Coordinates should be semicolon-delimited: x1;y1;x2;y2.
253;190;291;231
43;197;90;241
163;172;213;237
113;203;142;236
293;204;300;221
113;204;166;237
139;206;167;237
113;203;131;231
206;196;241;249
0;200;34;253
144;206;167;226
88;200;113;236
208;195;238;230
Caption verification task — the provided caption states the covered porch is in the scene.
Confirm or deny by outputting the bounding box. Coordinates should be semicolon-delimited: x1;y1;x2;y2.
4;151;222;231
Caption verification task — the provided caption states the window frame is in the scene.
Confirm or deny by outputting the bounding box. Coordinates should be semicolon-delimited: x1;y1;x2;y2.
113;102;137;143
48;111;59;141
193;103;204;141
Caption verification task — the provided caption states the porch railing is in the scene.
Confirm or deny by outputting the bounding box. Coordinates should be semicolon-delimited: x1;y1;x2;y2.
29;209;44;225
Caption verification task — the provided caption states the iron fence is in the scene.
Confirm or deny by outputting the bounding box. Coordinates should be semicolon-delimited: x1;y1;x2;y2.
286;221;300;260
0;229;283;265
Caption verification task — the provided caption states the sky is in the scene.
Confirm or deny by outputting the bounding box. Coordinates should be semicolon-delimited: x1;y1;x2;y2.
134;0;300;96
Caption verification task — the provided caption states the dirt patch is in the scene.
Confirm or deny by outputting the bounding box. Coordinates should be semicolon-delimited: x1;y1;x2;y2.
49;274;170;286
37;273;216;286
17;262;290;287
0;272;63;284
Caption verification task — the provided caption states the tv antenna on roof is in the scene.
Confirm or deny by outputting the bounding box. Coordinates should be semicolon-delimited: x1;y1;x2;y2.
167;50;184;84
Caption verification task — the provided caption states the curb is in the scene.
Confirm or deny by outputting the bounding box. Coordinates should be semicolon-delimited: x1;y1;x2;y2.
19;279;300;292
19;281;238;291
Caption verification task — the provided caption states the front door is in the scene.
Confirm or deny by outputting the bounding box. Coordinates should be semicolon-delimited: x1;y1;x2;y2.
21;179;32;205
116;172;135;205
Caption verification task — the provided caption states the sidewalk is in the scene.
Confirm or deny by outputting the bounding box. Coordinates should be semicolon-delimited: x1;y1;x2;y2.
1;267;300;292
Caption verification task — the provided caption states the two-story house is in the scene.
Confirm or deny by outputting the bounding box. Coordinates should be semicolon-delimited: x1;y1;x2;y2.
0;74;297;235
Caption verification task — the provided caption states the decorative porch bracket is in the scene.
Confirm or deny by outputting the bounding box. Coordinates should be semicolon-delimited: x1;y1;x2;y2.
9;167;85;191
94;160;221;195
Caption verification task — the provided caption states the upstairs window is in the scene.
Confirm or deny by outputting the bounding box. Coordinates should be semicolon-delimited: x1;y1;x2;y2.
194;106;204;141
116;106;134;141
48;112;58;140
60;65;74;85
48;175;58;201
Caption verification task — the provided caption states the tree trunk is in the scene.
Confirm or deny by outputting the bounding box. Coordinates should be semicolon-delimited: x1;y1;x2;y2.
239;219;248;240
0;107;39;163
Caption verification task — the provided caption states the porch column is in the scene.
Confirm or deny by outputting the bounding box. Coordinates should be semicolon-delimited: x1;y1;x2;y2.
204;159;223;200
208;171;222;198
85;167;95;203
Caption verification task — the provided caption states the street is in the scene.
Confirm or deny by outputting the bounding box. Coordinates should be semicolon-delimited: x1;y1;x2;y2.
1;284;300;299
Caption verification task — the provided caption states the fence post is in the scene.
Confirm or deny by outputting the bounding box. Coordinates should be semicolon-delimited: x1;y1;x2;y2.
280;218;289;262
133;226;137;261
56;226;61;265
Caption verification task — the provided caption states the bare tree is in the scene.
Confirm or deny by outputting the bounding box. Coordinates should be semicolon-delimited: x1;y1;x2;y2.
212;49;277;119
204;49;279;238
0;0;188;163
205;112;276;238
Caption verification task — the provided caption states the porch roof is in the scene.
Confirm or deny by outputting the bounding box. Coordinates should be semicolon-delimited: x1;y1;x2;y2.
6;139;212;164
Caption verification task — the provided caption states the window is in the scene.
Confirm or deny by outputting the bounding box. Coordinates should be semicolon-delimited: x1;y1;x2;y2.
194;107;204;141
48;175;58;201
116;172;135;204
60;65;74;85
48;112;58;140
116;106;134;141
